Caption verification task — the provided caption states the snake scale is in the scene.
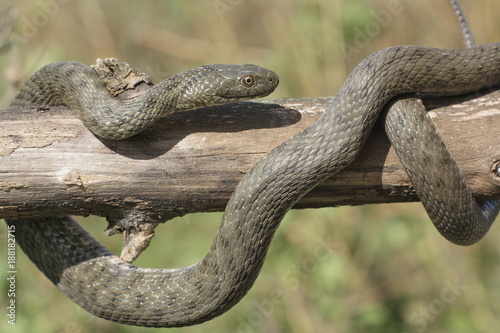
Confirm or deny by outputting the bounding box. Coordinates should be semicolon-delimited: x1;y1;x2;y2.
4;6;500;324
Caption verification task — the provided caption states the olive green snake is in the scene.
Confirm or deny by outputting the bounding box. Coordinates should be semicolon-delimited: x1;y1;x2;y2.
9;63;278;140
5;20;500;332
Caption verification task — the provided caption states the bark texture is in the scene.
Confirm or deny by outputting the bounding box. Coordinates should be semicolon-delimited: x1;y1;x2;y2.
1;90;499;223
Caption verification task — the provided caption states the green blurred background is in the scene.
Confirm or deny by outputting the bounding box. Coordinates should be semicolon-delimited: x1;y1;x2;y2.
1;0;500;332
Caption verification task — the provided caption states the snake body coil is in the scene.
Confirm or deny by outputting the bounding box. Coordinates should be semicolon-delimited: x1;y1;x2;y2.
7;44;500;327
11;62;279;139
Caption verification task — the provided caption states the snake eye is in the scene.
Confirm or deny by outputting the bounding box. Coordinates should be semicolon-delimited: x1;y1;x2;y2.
241;75;255;87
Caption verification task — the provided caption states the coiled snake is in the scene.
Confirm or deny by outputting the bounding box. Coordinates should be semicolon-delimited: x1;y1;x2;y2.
10;62;279;140
5;44;500;328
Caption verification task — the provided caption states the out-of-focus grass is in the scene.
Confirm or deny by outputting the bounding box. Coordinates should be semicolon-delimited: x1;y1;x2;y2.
1;1;499;332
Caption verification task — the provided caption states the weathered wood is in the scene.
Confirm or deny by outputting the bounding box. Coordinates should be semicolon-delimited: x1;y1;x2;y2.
1;90;499;221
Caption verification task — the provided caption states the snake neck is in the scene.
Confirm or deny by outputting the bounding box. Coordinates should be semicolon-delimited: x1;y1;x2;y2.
10;62;188;140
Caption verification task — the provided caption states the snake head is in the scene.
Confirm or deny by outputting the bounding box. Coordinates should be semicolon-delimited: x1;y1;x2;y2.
176;64;279;110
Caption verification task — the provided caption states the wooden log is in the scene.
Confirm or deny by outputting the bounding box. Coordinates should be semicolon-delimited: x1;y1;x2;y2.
1;90;499;222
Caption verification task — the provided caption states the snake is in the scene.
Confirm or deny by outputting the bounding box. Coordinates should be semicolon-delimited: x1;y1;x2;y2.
10;62;279;140
5;12;500;329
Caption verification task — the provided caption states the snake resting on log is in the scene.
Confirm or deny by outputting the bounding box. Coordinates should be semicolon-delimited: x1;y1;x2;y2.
5;41;500;326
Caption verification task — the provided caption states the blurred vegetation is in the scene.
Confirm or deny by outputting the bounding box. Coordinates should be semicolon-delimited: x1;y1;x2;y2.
1;0;499;332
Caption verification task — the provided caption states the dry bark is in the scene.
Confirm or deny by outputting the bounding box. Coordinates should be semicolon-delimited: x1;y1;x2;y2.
1;90;499;223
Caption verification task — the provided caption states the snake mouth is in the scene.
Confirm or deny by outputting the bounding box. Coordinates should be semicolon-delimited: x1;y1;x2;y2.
218;89;274;102
251;89;276;98
236;88;275;99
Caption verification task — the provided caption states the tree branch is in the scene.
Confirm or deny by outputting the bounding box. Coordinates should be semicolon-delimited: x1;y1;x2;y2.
1;90;500;222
